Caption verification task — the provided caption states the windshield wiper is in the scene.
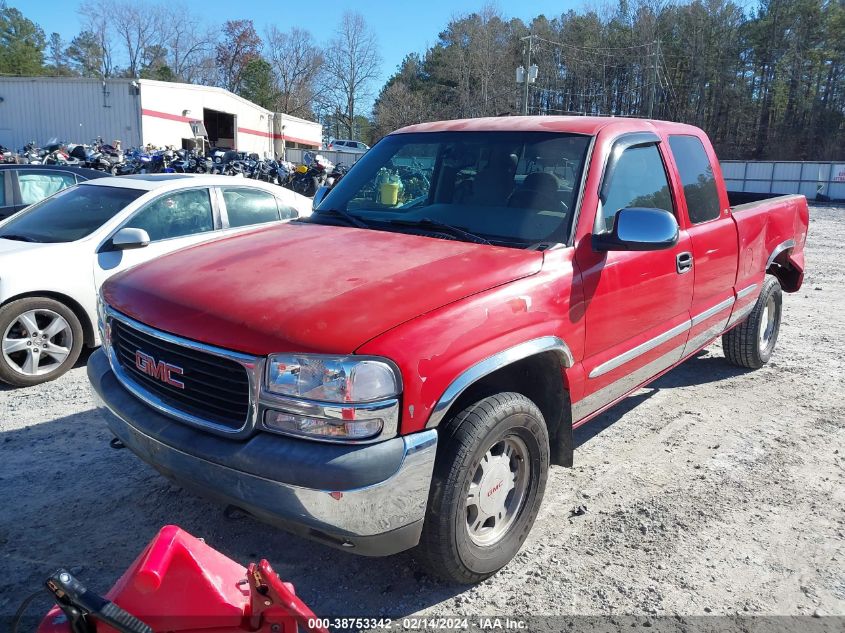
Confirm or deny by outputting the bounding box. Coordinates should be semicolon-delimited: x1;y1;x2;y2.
389;218;491;245
0;234;39;243
310;208;369;229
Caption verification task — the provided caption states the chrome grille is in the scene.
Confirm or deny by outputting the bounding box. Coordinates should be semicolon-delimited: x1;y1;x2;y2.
108;314;253;432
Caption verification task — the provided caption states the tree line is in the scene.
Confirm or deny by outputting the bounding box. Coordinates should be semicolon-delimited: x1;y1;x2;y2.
373;0;845;160
1;0;843;159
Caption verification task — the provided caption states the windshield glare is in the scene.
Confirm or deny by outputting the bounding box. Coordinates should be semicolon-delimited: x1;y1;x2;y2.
317;131;592;247
0;185;144;243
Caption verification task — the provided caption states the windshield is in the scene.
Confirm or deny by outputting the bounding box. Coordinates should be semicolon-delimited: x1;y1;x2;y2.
0;185;144;243
315;131;591;248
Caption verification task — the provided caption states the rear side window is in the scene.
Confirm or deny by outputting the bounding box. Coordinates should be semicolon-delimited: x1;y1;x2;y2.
599;144;673;232
19;171;76;205
222;187;281;227
668;135;721;224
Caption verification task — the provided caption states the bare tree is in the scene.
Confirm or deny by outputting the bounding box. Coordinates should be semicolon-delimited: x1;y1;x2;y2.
77;3;114;77
321;12;381;138
265;26;323;118
373;81;428;136
160;4;215;83
110;1;165;77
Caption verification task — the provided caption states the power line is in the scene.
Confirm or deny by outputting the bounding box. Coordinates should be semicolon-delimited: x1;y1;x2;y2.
529;34;656;54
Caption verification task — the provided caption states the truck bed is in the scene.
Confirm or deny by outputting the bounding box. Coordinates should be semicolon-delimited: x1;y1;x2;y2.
727;190;795;207
730;193;809;294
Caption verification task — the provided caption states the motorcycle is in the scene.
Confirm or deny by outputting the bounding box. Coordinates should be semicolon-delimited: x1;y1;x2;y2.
0;144;17;163
81;138;124;174
287;154;334;197
18;141;44;164
326;163;348;189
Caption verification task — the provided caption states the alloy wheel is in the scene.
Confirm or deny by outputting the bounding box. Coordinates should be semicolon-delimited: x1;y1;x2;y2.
2;309;73;376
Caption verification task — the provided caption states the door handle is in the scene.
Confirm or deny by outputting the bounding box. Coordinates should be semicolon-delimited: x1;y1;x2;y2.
676;251;693;274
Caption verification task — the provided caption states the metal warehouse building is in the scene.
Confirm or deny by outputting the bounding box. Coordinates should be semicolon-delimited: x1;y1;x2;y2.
0;77;322;157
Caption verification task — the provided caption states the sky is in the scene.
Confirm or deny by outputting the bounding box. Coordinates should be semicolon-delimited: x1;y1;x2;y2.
11;0;584;90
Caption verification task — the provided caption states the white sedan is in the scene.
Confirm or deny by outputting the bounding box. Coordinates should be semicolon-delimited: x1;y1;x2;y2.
0;174;311;386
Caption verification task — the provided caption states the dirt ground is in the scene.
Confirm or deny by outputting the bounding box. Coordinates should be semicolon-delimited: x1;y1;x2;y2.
1;206;843;629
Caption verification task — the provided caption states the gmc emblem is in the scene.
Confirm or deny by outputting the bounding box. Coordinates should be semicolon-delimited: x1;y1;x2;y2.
135;350;185;389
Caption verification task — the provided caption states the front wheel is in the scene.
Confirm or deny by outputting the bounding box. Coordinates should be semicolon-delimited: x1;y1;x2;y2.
415;392;549;584
723;275;782;369
0;297;84;386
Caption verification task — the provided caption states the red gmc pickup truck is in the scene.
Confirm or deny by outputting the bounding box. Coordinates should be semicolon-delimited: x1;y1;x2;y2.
89;117;809;584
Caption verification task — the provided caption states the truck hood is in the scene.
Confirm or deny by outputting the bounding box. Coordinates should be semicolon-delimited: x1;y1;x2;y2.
103;222;543;356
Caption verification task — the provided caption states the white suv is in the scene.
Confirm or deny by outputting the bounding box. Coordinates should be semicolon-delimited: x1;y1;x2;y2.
327;139;369;155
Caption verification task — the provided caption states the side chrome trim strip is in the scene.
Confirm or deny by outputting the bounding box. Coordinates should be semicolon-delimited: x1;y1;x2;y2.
766;239;796;270
684;320;729;357
588;320;691;379
425;336;574;429
690;296;736;327
727;301;756;327
736;283;759;300
574;343;686;421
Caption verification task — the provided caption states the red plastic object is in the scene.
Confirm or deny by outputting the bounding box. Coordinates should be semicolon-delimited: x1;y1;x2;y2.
37;525;327;633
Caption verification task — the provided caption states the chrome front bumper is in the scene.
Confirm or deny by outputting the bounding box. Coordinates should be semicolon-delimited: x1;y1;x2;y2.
88;349;438;556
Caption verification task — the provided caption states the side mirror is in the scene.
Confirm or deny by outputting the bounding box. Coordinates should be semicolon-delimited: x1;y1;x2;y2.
592;208;679;252
110;227;150;251
312;185;330;209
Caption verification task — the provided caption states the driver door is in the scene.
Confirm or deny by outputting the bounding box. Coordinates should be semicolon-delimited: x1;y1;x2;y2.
573;136;693;421
93;187;219;290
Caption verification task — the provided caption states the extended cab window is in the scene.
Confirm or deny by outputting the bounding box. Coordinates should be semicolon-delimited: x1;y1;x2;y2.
126;188;213;241
599;144;673;232
668;135;721;224
222;187;281;227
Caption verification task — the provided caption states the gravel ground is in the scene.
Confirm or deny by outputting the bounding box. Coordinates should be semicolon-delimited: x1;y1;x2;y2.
1;206;843;628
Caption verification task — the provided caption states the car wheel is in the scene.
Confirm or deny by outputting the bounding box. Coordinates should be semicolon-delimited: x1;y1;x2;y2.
723;275;782;369
415;392;549;584
0;297;84;387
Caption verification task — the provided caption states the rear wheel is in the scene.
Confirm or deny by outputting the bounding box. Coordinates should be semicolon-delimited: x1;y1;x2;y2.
415;392;549;584
0;297;83;386
723;275;782;369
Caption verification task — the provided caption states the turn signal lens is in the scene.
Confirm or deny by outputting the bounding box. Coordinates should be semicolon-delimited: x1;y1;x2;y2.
263;410;384;440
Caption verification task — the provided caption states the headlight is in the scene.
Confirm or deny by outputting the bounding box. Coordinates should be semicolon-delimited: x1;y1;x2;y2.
263;354;401;442
96;293;111;350
265;354;400;403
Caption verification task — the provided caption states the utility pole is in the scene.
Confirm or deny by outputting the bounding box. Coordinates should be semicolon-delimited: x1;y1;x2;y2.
648;39;659;118
517;35;538;116
524;35;532;115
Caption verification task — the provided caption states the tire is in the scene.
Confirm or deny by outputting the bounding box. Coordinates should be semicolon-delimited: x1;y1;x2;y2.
723;275;782;369
415;392;550;584
0;297;84;387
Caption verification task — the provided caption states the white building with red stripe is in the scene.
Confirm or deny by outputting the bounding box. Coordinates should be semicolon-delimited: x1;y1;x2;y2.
0;77;322;157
